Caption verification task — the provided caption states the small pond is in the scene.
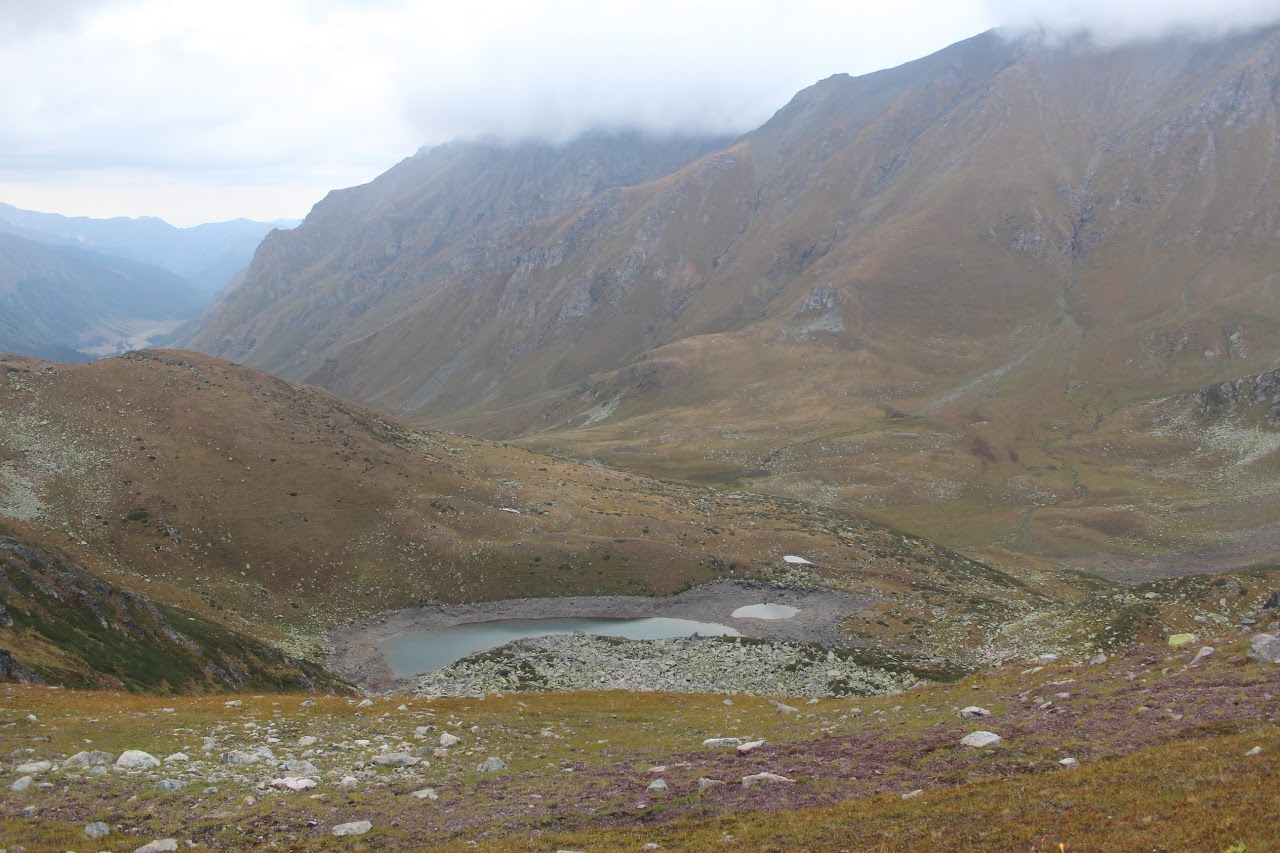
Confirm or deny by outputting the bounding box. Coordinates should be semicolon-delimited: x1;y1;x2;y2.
386;616;740;676
732;603;800;620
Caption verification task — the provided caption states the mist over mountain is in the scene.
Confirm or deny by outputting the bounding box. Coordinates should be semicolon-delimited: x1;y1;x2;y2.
183;26;1280;572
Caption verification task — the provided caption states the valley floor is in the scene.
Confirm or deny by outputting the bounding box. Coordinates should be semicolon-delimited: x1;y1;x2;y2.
3;635;1277;852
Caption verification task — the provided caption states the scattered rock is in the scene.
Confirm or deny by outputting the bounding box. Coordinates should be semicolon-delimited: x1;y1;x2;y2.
742;772;792;788
64;750;114;768
647;778;669;793
14;760;51;774
1167;634;1196;648
960;731;1003;748
10;775;32;792
357;698;374;708
439;732;461;748
371;752;420;768
156;779;189;791
332;820;373;837
297;736;318;747
224;700;242;707
270;777;318;791
1060;757;1078;767
958;706;991;719
1088;653;1107;666
697;777;724;793
1246;746;1263;757
1192;647;1215;664
84;821;110;839
134;840;179;853
702;737;742;748
902;789;924;799
477;756;506;772
164;752;189;763
768;700;799;715
282;759;321;776
1247;633;1280;664
736;739;766;754
412;787;439;800
115;750;160;770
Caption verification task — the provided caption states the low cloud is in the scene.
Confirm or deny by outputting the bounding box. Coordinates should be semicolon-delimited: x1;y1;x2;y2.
984;0;1280;44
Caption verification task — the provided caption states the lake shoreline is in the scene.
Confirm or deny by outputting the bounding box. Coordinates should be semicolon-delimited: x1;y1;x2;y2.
326;580;872;692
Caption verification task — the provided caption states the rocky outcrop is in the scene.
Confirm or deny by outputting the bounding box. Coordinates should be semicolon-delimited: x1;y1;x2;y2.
1194;367;1280;427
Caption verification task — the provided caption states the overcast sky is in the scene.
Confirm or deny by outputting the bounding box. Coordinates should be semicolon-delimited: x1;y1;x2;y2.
2;0;1278;226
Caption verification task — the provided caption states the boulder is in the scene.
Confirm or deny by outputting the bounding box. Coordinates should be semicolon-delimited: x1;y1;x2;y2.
371;752;420;768
156;779;188;791
736;739;766;755
960;731;1003;748
84;821;110;839
10;775;32;792
281;759;320;776
647;778;669;793
412;787;439;800
134;840;179;853
958;706;991;719
742;772;792;788
115;750;160;770
439;732;461;748
15;760;51;774
332;820;372;836
477;757;506;772
702;737;742;748
270;777;317;791
164;753;189;763
64;750;115;768
1167;634;1196;648
297;736;318;747
697;777;724;792
1247;633;1280;664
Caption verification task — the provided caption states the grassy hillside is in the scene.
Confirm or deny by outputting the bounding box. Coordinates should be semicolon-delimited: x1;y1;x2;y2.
0;524;347;693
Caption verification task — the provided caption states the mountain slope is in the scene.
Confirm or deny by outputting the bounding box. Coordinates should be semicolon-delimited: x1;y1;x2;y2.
184;28;1280;570
0;232;204;361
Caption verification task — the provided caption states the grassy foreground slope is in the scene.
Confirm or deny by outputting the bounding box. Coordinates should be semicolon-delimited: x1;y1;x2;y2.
1;635;1275;851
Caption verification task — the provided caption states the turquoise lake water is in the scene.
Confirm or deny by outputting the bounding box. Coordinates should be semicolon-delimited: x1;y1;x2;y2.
387;616;741;676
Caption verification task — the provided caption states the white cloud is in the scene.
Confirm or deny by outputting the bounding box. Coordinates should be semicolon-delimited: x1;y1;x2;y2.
982;0;1280;44
4;0;1277;225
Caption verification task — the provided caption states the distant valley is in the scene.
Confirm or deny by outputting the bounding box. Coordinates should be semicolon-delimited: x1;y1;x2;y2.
0;205;293;361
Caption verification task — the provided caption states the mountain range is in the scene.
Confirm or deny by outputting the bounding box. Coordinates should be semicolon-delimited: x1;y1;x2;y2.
182;27;1280;574
0;205;294;361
